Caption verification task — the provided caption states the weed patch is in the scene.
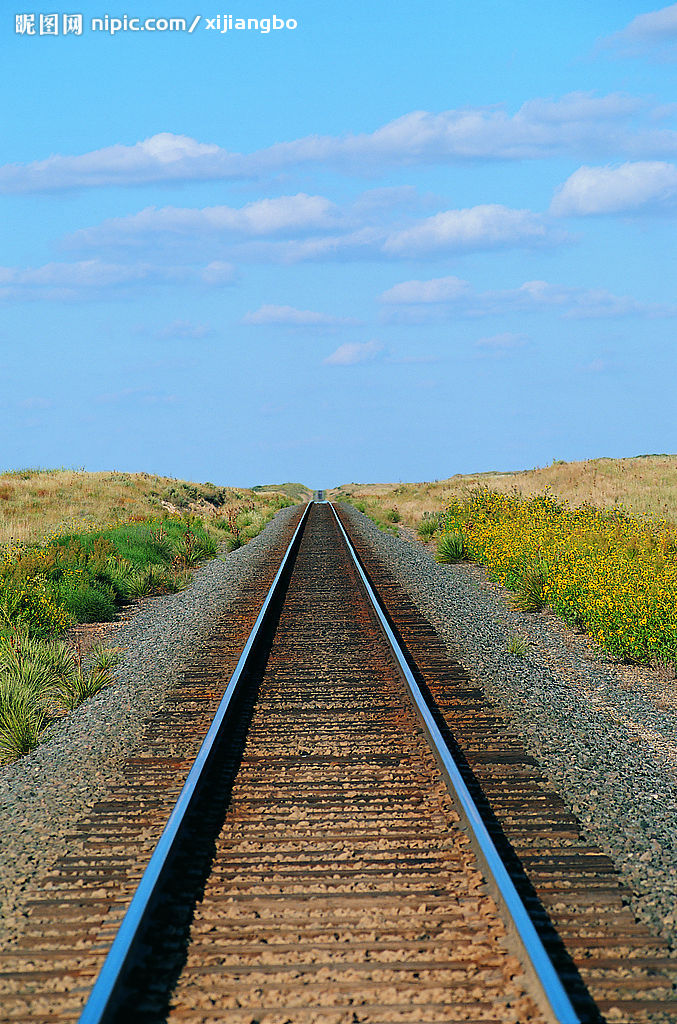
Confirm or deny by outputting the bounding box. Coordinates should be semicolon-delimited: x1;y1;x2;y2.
506;635;529;657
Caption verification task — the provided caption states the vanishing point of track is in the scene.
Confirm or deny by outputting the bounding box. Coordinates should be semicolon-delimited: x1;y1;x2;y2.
0;503;675;1023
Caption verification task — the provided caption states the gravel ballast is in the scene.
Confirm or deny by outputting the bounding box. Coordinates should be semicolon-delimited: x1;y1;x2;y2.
0;507;299;939
342;506;677;948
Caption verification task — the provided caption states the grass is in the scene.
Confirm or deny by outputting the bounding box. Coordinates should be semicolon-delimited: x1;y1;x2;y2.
328;454;677;532
417;514;440;542
337;498;401;536
0;468;300;546
506;635;529;657
436;530;465;564
253;482;314;502
0;683;47;763
2;517;211;632
512;561;549;612
0;636;122;763
213;503;285;551
0;516;231;638
0;470;299;640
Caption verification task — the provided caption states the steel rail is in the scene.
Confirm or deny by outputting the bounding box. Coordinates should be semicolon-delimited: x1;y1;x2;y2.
329;502;580;1024
78;501;313;1024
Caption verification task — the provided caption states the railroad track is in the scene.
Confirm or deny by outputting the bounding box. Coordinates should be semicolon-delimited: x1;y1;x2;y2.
0;502;675;1023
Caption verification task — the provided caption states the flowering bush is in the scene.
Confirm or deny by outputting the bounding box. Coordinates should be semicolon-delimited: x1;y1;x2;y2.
441;488;677;668
0;574;70;638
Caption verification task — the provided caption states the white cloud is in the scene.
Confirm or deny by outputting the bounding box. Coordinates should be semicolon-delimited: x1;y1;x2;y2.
0;258;235;302
237;227;387;263
67;194;337;249
622;4;677;40
516;93;642;123
280;205;553;263
4;91;677;194
0;133;242;193
380;275;677;320
383;205;552;256
0;259;179;301
324;339;384;365
200;261;236;285
551;161;677;214
380;276;470;304
606;4;677;56
243;305;356;326
514;280;668;317
67;194;556;263
0;260;160;288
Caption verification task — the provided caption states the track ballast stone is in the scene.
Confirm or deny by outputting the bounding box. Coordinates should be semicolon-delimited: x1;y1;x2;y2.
341;504;677;949
0;507;298;940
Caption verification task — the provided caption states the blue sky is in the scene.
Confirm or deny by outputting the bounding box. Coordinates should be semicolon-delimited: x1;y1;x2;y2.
2;1;677;487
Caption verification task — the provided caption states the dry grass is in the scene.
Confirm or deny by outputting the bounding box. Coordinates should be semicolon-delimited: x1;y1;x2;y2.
0;469;297;546
328;454;677;527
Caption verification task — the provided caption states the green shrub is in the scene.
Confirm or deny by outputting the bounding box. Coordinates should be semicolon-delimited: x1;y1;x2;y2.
238;510;270;541
0;635;120;728
513;562;549;612
89;643;122;674
0;635;72;684
173;529;217;567
126;570;152;600
436;530;466;564
506;635;529;657
59;583;117;623
386;507;401;523
374;516;399;535
163;482;228;509
104;559;137;601
164;486;190;509
141;564;168;593
0;682;47;763
53;667;112;711
417;516;438;541
0;657;54;697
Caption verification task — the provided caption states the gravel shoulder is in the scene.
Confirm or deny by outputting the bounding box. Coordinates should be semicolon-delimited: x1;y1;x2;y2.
0;506;298;940
343;506;677;947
